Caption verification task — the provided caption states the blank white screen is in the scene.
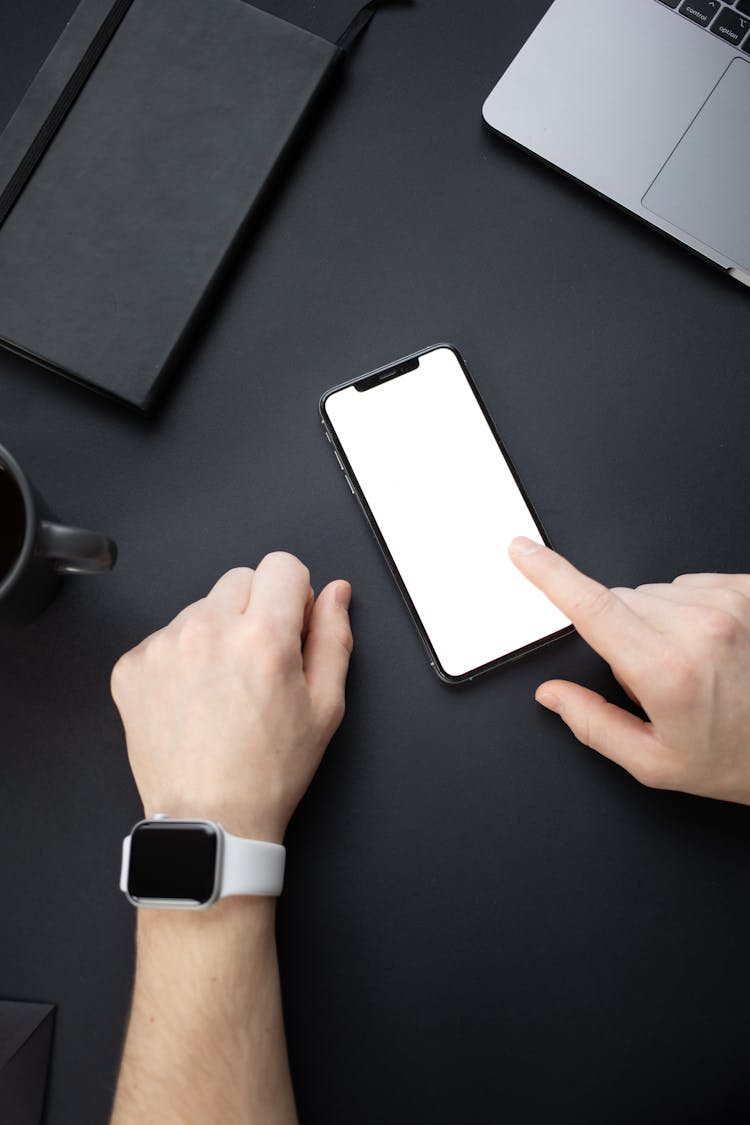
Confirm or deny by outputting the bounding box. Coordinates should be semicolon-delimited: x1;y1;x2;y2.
325;347;570;678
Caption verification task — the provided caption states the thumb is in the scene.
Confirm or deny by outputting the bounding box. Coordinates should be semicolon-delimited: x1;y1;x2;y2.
535;679;659;782
303;580;354;730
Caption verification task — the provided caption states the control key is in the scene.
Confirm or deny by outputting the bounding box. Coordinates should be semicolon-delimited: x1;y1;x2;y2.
679;0;721;26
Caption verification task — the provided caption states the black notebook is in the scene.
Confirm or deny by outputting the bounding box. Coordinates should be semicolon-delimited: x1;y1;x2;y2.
0;0;397;409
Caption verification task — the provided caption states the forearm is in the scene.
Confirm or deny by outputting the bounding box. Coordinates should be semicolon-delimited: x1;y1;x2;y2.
111;898;297;1125
109;559;352;1122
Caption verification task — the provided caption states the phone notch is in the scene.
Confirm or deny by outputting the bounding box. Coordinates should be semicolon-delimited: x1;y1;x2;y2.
354;355;420;392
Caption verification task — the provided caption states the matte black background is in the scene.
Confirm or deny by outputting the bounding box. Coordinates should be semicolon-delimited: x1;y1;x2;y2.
1;2;749;1123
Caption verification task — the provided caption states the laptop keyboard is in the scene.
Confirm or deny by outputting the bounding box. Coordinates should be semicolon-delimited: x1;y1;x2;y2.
657;0;750;49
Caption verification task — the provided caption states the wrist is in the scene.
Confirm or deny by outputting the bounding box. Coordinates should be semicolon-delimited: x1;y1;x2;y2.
140;801;287;845
136;895;276;948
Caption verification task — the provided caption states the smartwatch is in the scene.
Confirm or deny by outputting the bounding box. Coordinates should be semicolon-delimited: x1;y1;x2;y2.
120;815;286;909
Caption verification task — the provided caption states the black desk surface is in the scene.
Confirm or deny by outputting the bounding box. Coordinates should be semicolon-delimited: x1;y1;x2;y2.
2;2;750;1122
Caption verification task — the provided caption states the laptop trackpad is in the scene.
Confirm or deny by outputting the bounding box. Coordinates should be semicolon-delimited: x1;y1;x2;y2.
643;58;750;271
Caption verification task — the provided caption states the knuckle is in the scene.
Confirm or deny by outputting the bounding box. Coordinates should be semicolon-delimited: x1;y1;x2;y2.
573;714;596;751
566;699;603;751
335;619;354;657
632;755;672;791
713;589;749;620
177;607;221;654
317;690;346;735
673;573;750;600
263;551;310;584
110;652;131;700
307;611;354;658
573;582;615;620
693;605;740;644
328;693;346;730
143;630;169;665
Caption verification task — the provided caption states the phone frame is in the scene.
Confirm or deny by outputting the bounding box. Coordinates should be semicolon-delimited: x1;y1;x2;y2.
319;342;574;684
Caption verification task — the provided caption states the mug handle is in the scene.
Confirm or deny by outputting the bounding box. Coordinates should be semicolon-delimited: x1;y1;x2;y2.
36;521;117;575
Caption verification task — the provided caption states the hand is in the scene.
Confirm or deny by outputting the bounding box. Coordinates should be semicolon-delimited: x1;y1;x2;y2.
509;536;750;805
111;552;353;842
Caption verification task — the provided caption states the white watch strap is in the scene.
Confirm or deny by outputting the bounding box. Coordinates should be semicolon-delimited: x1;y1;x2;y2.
119;834;131;893
219;829;286;898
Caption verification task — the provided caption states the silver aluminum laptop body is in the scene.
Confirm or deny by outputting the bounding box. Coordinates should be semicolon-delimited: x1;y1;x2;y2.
482;0;750;287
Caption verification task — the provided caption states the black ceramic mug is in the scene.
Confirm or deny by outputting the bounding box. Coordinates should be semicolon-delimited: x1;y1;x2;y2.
0;443;117;625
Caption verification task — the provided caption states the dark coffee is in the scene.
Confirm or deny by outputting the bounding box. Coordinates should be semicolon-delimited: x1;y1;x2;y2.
0;465;26;582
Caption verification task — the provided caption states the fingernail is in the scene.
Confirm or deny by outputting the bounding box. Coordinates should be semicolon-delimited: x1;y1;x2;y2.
510;536;543;557
535;689;562;714
335;581;352;610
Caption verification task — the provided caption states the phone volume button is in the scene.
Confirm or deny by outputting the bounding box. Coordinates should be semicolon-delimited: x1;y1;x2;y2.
334;450;344;471
344;474;355;494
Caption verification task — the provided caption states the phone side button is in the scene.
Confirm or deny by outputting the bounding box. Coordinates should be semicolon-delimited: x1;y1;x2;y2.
343;474;355;494
334;450;344;471
350;488;372;530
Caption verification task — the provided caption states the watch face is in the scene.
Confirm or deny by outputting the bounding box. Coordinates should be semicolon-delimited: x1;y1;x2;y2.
128;821;219;904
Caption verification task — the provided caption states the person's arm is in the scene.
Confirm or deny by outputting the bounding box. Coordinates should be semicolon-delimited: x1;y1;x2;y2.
509;536;750;804
109;554;353;1125
114;900;293;1124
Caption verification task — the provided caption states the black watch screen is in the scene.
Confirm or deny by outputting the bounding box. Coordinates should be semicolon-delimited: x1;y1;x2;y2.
128;821;219;904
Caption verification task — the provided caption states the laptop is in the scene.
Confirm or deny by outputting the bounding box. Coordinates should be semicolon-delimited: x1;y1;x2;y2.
482;0;750;288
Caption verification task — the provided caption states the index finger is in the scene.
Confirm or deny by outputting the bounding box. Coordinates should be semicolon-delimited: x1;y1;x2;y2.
245;551;313;640
508;537;657;668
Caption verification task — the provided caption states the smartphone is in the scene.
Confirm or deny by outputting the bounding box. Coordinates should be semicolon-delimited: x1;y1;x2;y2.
319;344;573;683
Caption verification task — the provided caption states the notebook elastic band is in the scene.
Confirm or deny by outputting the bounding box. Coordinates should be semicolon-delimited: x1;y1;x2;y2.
0;0;134;228
0;0;410;228
336;0;413;53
